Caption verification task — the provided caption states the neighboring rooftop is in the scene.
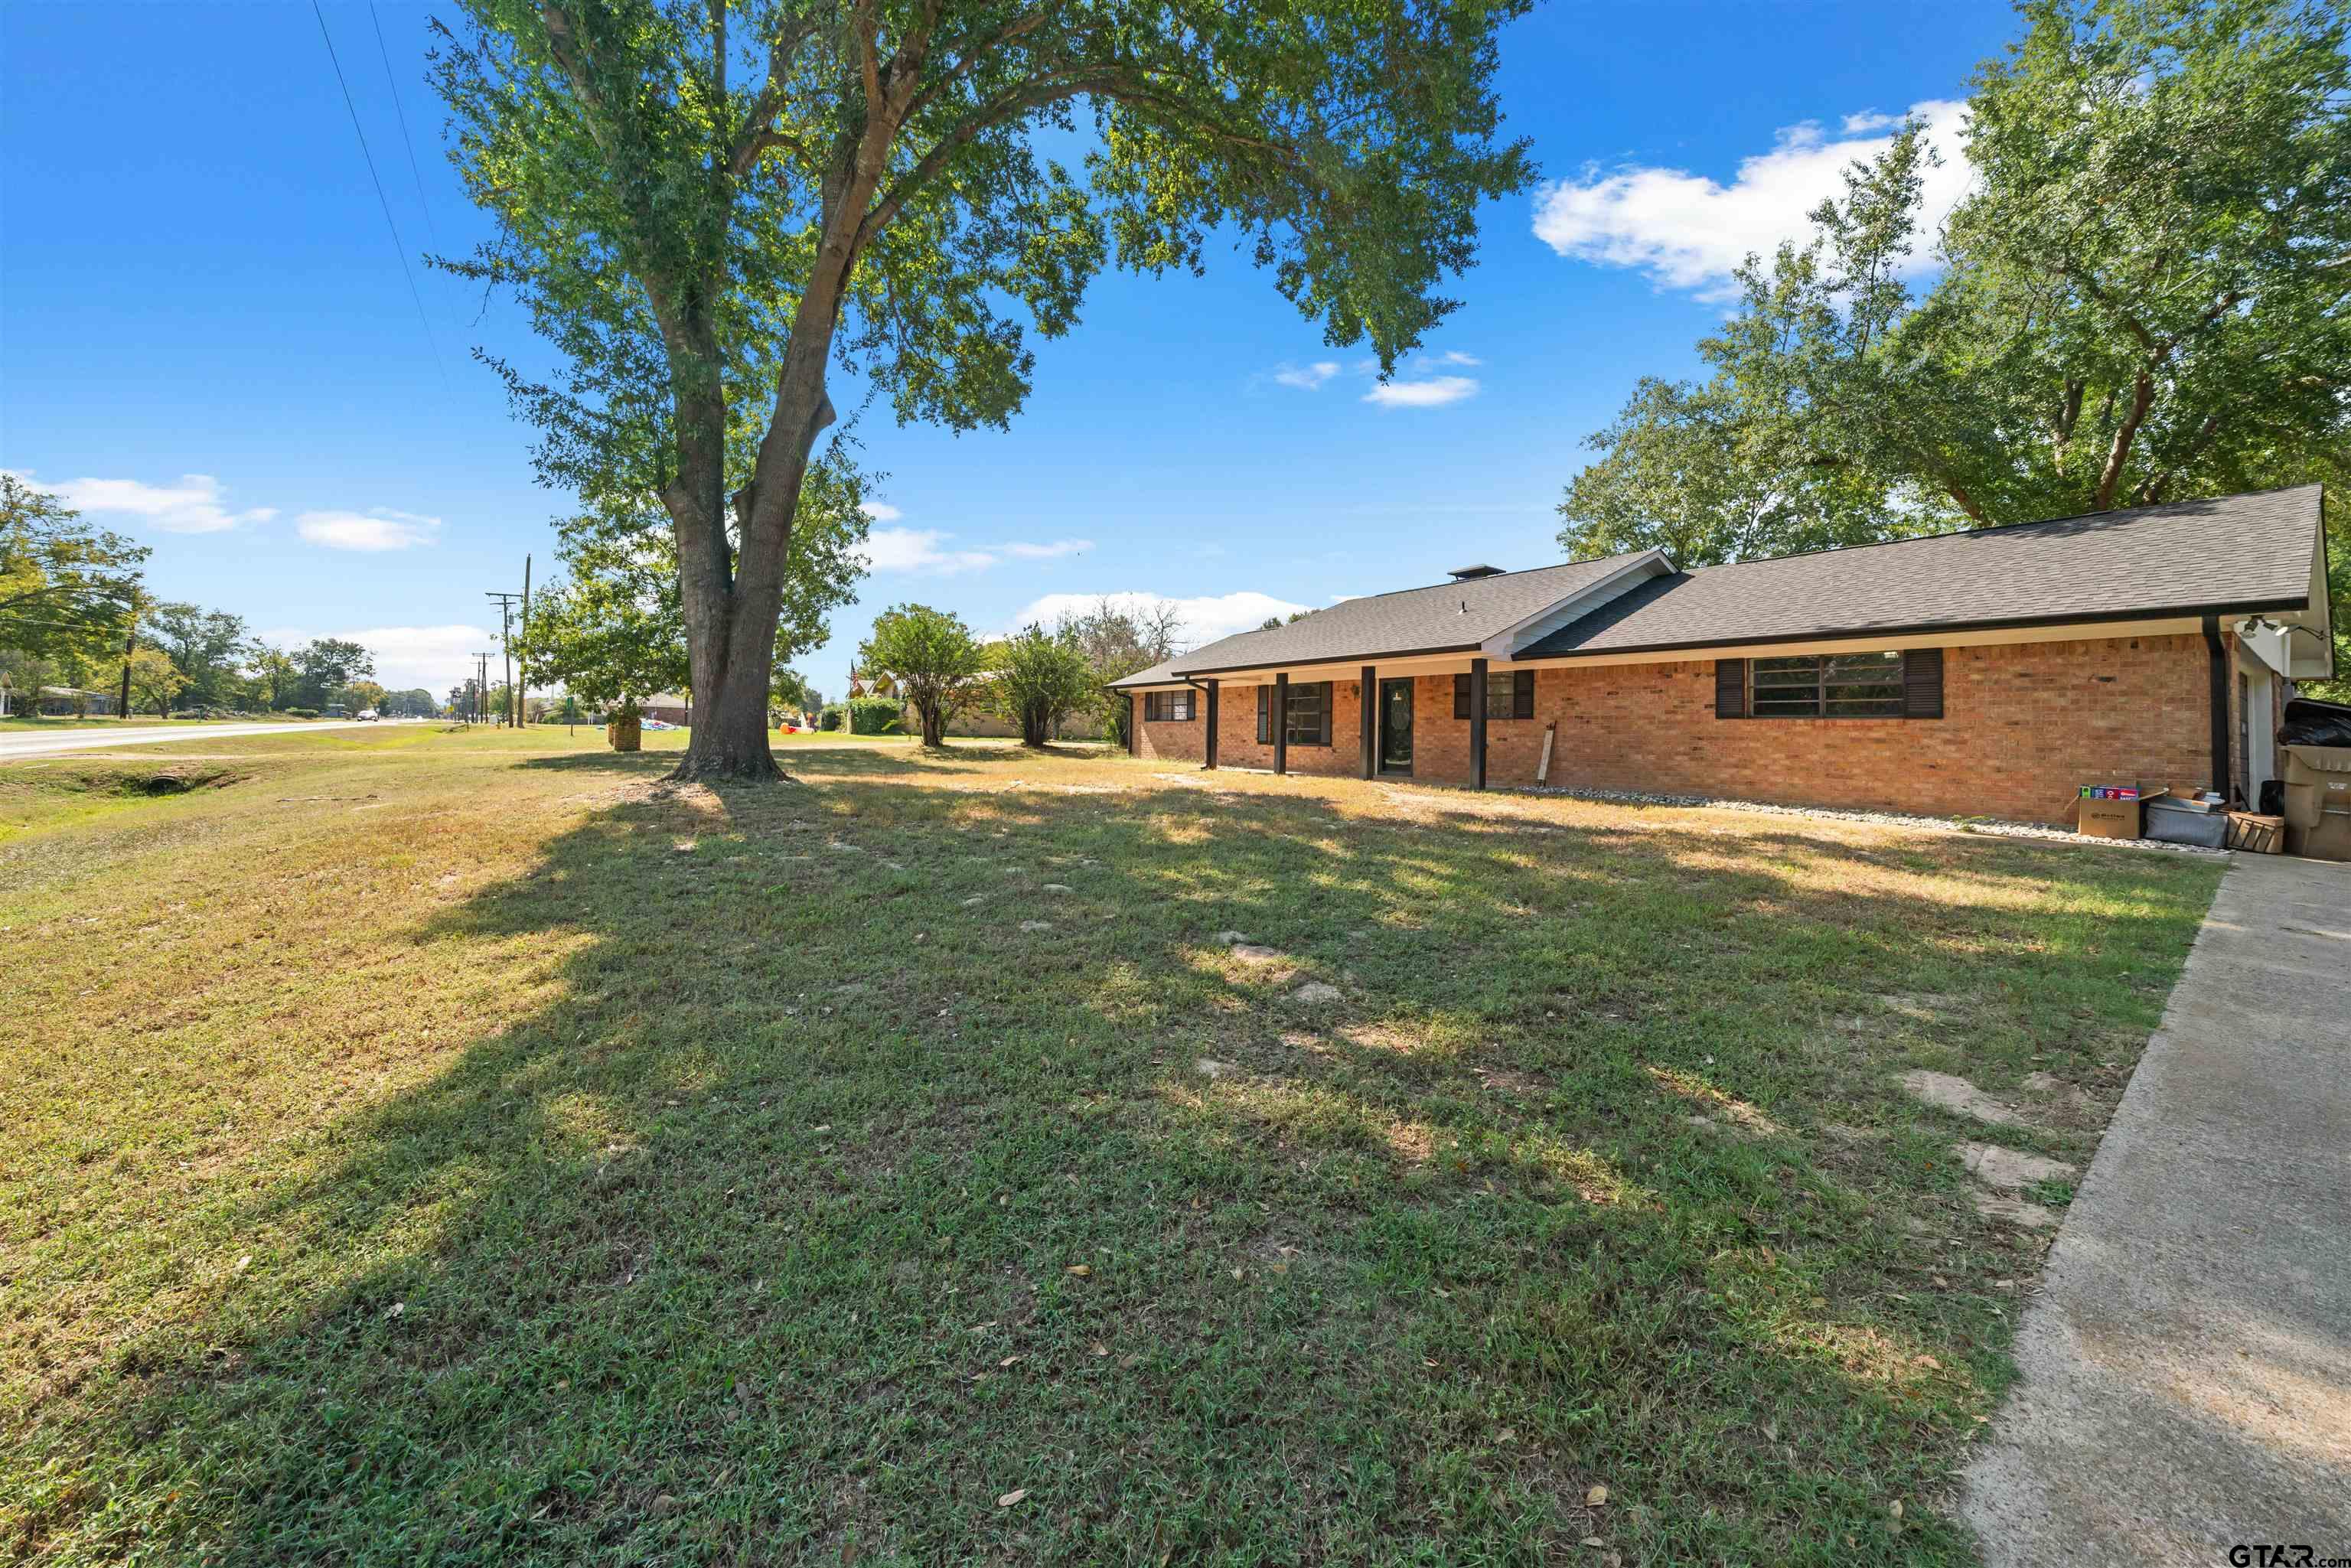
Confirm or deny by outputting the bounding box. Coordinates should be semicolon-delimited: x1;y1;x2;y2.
1522;484;2323;658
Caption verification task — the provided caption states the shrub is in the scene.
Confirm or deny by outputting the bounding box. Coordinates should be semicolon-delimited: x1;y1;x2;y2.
285;707;320;719
845;696;901;734
819;698;899;733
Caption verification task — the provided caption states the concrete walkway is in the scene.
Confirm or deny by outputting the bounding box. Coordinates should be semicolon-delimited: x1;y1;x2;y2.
1961;851;2351;1566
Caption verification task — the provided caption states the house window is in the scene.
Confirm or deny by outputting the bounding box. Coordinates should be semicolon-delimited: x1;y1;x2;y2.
1257;682;1333;745
1143;690;1193;723
1452;670;1536;719
1749;651;1906;717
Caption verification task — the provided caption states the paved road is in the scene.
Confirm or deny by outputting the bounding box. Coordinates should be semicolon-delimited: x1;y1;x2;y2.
0;719;390;760
1961;850;2351;1566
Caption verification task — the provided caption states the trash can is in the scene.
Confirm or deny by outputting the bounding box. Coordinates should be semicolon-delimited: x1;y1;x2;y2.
2282;745;2351;860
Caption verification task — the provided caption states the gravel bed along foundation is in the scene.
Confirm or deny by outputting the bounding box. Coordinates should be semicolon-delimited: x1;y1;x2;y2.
1507;784;2230;857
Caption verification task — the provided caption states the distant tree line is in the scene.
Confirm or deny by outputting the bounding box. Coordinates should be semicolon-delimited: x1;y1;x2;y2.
2;474;403;717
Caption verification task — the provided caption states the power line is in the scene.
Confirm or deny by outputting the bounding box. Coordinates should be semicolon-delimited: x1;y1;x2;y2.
311;0;448;393
368;3;440;257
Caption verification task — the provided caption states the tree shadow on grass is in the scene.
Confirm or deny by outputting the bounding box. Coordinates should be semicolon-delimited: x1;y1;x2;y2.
9;764;2222;1566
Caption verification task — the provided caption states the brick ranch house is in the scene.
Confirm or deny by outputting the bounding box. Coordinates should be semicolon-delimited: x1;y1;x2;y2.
1110;487;2335;825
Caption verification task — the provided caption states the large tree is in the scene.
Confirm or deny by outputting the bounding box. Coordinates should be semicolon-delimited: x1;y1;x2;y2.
124;647;187;719
987;621;1093;745
1561;0;2351;566
1058;594;1181;745
518;478;861;733
859;602;985;746
0;475;148;665
147;602;253;709
294;640;377;709
432;0;1532;780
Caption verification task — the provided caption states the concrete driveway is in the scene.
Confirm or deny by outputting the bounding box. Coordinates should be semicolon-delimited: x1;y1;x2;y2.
1961;851;2351;1565
0;719;389;760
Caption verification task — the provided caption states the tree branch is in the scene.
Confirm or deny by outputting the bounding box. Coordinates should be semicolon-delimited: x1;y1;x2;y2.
726;12;827;177
2093;372;2156;510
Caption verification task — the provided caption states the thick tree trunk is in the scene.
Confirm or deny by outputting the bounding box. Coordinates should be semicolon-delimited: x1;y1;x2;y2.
659;115;892;784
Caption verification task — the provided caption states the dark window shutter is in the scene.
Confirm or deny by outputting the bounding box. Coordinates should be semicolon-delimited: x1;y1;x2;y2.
1257;686;1270;744
1903;648;1944;719
1512;670;1534;719
1319;685;1332;745
1453;674;1471;719
1716;659;1746;719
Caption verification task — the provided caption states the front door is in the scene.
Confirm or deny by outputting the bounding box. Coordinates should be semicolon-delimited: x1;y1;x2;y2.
1379;678;1414;774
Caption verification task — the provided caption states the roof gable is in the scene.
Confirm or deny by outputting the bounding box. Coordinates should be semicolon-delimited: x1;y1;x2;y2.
1115;553;1654;683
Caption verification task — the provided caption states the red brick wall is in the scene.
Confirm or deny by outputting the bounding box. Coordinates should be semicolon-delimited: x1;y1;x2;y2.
1133;696;1205;763
1213;679;1368;776
1523;633;2217;823
1159;634;2218;823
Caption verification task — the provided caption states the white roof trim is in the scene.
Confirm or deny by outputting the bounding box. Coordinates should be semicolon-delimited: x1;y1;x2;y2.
1485;551;1671;657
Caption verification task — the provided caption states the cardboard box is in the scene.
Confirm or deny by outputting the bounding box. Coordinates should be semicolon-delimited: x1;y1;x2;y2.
2075;781;2152;839
2225;812;2285;854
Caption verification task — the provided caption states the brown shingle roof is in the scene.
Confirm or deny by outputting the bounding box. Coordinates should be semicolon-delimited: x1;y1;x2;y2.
1521;486;2322;658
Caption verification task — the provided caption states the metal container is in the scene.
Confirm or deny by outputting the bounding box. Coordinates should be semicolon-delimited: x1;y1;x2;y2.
2144;798;2229;848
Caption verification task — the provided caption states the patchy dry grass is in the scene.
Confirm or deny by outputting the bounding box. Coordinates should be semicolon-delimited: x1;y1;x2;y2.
1;725;2221;1565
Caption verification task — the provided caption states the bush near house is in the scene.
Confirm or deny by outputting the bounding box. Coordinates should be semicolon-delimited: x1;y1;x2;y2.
819;696;901;735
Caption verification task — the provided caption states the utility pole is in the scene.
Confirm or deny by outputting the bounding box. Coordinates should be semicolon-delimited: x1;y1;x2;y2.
485;589;522;728
519;554;531;729
474;652;494;725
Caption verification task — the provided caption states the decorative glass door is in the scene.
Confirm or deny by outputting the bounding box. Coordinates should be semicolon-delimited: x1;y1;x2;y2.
1379;679;1414;774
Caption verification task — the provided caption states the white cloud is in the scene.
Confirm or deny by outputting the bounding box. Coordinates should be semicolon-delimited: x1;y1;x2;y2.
856;524;1093;573
1001;538;1094;560
256;624;489;693
860;501;903;523
12;471;277;534
295;507;442;552
1428;350;1482;367
1009;589;1313;650
1531;98;1971;295
1270;360;1342;390
1363;375;1479;409
859;526;997;573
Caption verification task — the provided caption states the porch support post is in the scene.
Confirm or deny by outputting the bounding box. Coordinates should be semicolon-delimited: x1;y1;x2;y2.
1273;673;1289;775
1469;657;1489;791
1127;694;1138;757
1360;666;1375;779
1204;680;1219;770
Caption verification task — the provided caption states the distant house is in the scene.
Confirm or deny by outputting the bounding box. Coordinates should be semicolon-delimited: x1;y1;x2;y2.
1110;487;2335;824
35;686;119;717
638;693;691;725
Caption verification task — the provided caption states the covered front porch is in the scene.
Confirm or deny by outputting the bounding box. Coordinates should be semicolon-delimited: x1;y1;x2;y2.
1127;652;1541;791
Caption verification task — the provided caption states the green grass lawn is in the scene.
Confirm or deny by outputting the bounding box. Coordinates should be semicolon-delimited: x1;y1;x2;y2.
0;727;2222;1565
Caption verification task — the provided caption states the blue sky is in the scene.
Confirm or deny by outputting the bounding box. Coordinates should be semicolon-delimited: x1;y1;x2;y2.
1;1;2015;702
